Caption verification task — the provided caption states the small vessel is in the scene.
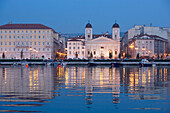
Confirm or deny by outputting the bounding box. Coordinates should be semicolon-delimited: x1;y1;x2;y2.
139;59;152;67
111;62;121;67
88;60;97;66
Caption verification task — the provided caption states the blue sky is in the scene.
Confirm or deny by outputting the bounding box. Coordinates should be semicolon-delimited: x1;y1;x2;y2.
0;0;170;33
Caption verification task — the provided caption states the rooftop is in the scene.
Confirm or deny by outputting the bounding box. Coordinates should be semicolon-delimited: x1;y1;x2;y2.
0;24;53;29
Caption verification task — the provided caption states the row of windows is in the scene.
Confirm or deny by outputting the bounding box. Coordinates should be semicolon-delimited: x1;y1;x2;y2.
0;35;50;39
69;51;84;55
0;30;50;34
69;42;81;45
69;47;84;49
0;48;50;52
137;41;152;44
0;42;50;46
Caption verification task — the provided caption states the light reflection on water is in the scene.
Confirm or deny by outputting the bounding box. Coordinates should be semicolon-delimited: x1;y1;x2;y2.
0;66;169;113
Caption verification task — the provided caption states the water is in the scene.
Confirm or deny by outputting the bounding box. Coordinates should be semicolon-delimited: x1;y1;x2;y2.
0;65;170;113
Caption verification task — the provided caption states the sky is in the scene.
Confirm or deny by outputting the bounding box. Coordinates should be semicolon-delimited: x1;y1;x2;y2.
0;0;170;33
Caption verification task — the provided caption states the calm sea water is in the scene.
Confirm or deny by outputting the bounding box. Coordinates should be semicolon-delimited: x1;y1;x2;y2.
0;65;169;113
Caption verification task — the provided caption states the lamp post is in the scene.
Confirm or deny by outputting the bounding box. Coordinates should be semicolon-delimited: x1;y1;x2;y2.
29;48;32;59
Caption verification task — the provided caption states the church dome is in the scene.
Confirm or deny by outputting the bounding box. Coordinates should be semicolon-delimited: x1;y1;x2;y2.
85;23;92;28
112;23;119;28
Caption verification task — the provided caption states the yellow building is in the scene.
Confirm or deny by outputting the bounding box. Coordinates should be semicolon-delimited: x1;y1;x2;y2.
0;24;64;59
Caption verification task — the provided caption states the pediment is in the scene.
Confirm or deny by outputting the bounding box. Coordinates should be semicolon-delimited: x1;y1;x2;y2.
90;36;114;42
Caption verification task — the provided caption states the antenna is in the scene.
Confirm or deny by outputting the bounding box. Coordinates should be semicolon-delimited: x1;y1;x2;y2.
88;20;90;23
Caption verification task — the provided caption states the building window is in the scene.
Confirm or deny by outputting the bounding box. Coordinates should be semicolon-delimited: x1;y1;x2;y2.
39;42;41;45
5;31;7;33
43;48;45;51
78;43;80;45
39;31;41;33
17;31;19;33
5;36;7;39
13;31;15;33
17;42;20;45
69;47;71;49
18;48;20;51
115;51;117;55
82;51;84;54
18;36;19;39
13;42;15;45
43;36;45;39
34;42;36;45
34;31;36;33
30;31;32;33
1;36;2;39
115;35;117;38
88;51;90;55
94;51;96;55
138;41;140;44
47;48;49;51
22;36;24;39
47;42;49;45
5;42;7;45
78;47;80;49
13;48;15;51
30;42;32;45
30;36;32;39
26;31;28;33
13;36;15;39
47;31;49;33
9;31;11;33
73;47;75;49
34;36;36;39
69;51;71;54
1;42;3;45
9;42;11;45
146;41;148;44
150;41;152;43
82;47;84;49
73;43;75;45
9;36;11;39
9;48;11;51
69;43;71;45
43;42;45;45
39;36;41;39
47;36;49;39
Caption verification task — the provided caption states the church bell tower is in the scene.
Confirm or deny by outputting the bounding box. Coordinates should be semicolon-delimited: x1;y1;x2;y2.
112;22;120;40
85;22;93;41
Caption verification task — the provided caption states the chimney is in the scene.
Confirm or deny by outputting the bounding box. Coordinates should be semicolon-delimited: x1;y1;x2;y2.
150;23;152;27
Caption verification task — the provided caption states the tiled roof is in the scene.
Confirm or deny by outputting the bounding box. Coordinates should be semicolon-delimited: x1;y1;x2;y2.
0;24;53;29
93;34;112;39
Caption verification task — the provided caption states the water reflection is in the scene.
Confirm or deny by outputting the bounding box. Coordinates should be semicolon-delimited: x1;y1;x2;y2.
0;66;169;112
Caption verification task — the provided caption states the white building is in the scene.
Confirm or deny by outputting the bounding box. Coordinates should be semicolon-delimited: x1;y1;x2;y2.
67;22;120;59
121;24;170;58
85;22;120;59
67;37;85;59
0;23;64;59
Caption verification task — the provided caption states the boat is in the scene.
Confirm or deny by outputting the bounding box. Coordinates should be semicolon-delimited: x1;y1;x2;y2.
111;62;121;67
139;59;152;67
88;60;97;66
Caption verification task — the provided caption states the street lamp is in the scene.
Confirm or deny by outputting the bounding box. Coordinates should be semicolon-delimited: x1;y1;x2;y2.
29;48;32;59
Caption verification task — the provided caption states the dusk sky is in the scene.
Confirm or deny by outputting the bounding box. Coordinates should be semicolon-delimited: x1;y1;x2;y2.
0;0;170;33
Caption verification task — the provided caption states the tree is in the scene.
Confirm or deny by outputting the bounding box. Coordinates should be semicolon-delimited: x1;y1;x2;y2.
118;53;121;59
56;53;59;59
109;52;112;59
2;52;5;59
90;52;93;58
21;50;23;59
75;52;78;58
136;53;139;59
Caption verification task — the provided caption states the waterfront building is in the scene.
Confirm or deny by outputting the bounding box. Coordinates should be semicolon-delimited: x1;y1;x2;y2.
67;22;120;59
121;25;169;58
128;34;168;58
0;23;64;59
67;36;85;59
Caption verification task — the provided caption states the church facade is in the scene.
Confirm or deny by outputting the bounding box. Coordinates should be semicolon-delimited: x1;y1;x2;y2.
85;22;120;59
67;22;120;59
